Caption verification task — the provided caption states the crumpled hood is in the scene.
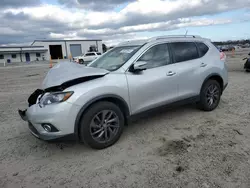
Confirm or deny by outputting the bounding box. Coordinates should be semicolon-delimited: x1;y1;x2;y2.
42;61;109;89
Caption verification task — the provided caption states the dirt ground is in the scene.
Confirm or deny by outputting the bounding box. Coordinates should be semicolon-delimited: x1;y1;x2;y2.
1;49;250;188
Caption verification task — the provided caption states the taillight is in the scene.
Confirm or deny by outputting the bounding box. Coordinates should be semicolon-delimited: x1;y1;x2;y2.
220;52;226;61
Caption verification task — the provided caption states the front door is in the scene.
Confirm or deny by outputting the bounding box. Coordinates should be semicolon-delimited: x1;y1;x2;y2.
126;43;179;115
25;53;30;62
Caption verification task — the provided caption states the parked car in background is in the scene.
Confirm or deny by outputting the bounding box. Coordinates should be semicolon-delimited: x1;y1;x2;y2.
19;35;228;149
73;52;101;64
242;43;250;48
219;45;235;52
228;46;235;51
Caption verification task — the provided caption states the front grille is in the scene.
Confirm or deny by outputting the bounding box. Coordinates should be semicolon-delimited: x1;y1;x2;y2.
28;122;39;135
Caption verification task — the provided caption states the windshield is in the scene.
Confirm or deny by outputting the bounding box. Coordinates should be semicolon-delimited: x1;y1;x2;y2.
88;46;141;71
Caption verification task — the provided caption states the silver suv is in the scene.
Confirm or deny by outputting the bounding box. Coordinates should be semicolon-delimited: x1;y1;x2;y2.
19;35;228;149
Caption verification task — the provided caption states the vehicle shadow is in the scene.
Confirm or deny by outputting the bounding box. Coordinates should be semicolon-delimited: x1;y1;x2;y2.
31;103;200;156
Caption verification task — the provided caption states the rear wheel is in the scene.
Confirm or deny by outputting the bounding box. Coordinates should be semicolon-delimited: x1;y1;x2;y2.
198;80;221;111
79;101;124;149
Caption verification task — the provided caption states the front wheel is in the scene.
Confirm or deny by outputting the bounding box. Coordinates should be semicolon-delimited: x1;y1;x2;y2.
79;59;84;64
79;101;124;149
198;80;222;111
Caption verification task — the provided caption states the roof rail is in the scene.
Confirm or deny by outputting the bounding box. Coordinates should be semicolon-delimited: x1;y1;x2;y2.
148;35;201;42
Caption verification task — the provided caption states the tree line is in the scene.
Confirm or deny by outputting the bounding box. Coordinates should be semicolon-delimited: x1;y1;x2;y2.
213;39;250;46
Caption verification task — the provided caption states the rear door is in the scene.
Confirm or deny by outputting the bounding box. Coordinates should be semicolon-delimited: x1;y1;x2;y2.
170;42;204;99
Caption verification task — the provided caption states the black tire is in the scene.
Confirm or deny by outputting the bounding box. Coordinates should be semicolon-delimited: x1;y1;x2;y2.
79;101;124;149
79;59;84;64
245;69;250;72
198;80;222;111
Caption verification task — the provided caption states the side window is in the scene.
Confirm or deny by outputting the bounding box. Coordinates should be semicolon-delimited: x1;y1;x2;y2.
97;52;101;55
0;54;4;59
138;43;171;69
85;53;95;56
171;42;199;63
12;54;16;58
196;42;209;57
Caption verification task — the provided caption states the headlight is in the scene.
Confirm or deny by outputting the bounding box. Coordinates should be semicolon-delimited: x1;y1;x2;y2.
39;91;73;107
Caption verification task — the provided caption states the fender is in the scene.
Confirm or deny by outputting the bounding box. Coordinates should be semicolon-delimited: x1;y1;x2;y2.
200;73;224;93
74;94;130;138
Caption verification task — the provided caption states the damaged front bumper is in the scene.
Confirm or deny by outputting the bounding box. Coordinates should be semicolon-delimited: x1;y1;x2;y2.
18;90;81;141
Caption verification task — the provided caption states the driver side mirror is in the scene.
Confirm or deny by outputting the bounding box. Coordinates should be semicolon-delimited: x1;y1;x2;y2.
130;61;147;72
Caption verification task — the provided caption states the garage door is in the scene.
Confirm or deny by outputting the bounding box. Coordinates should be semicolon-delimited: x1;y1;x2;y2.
70;44;82;57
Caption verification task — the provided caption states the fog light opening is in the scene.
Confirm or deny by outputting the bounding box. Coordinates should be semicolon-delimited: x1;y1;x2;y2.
43;124;52;132
41;123;59;132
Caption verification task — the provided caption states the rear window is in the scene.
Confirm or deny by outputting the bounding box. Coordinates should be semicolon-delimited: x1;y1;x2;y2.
196;42;209;57
171;42;199;63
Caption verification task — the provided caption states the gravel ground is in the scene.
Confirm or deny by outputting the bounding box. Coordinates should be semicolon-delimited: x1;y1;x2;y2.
1;49;250;188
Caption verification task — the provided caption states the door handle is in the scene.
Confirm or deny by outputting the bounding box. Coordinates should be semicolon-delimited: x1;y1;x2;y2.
166;71;176;76
200;63;207;67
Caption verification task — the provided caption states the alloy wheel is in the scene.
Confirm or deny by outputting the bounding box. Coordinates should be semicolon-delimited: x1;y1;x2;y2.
90;110;120;143
206;84;220;107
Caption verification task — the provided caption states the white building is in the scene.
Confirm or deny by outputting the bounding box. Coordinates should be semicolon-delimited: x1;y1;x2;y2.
0;39;102;64
0;46;48;64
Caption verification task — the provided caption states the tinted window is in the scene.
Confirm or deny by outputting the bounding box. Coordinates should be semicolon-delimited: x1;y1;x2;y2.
97;52;101;55
197;42;209;57
12;54;16;58
0;55;4;59
171;42;199;63
85;53;95;56
138;43;171;69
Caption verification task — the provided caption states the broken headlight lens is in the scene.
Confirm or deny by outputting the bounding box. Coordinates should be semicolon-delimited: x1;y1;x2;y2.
39;91;73;107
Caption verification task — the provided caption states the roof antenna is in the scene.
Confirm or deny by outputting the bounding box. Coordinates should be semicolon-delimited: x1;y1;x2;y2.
185;29;188;37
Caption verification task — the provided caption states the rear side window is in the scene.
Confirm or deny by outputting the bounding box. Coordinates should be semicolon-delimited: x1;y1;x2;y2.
171;42;199;63
196;42;209;57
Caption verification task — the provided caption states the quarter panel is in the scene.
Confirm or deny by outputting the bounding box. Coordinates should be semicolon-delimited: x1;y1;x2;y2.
177;41;227;99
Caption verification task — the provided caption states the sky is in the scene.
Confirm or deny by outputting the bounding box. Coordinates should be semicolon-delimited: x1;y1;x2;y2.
0;0;250;46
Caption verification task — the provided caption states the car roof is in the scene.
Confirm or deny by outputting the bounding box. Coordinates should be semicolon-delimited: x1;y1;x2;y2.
116;35;210;47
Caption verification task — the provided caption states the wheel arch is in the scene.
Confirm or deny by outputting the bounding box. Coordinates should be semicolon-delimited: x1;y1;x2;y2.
200;73;224;94
74;94;130;138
